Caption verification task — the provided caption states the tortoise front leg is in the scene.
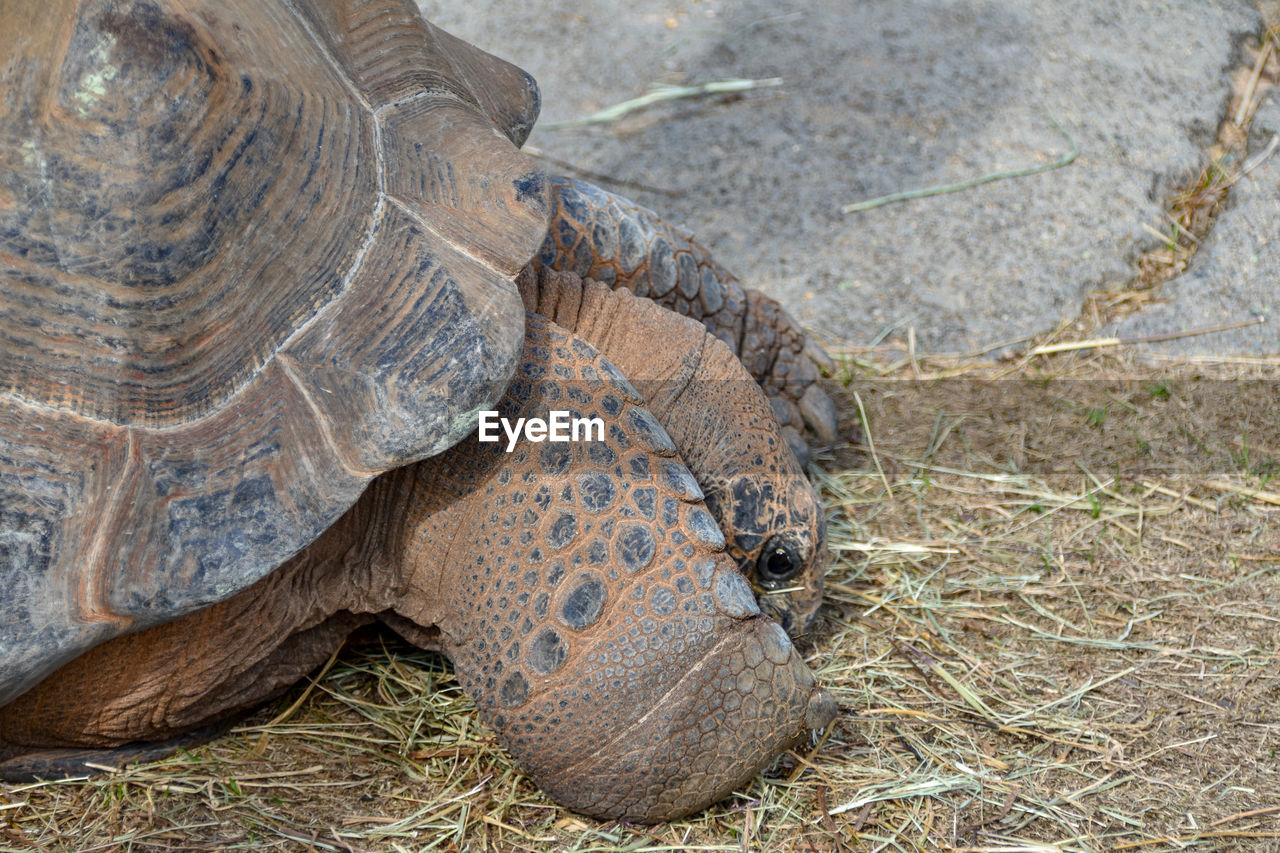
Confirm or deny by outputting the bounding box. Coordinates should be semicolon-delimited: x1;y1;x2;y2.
517;266;827;635
388;313;835;821
536;175;840;461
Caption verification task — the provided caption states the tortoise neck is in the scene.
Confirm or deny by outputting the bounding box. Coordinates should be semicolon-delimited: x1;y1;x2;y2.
375;458;472;638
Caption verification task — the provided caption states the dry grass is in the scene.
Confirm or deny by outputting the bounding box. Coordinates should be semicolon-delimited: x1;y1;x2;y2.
4;344;1279;852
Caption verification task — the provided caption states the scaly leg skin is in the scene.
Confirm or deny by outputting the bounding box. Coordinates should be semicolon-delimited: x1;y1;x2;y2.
536;174;841;464
386;313;834;820
0;315;835;824
518;266;826;635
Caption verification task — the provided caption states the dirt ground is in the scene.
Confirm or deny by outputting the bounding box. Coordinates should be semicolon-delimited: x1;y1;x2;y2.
5;349;1280;851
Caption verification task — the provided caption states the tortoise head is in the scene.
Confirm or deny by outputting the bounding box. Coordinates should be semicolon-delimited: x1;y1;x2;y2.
710;465;827;636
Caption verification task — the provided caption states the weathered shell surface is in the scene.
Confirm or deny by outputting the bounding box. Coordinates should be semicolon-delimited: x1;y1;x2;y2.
0;0;550;705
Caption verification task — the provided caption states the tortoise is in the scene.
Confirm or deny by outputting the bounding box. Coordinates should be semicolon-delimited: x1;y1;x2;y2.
0;0;839;822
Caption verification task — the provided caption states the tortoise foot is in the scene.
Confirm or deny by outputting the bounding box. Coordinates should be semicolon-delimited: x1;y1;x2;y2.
0;719;235;783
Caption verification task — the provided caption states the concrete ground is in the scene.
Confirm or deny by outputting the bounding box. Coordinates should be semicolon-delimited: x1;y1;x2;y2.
421;0;1275;357
1110;85;1280;355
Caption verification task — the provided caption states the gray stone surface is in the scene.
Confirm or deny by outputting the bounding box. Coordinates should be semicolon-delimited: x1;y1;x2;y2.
1109;91;1280;355
422;0;1262;355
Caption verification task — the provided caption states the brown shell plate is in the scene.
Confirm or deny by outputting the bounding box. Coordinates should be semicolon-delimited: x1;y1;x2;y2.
0;0;550;704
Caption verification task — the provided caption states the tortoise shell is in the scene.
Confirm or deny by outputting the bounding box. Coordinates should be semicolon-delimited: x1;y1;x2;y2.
0;0;550;705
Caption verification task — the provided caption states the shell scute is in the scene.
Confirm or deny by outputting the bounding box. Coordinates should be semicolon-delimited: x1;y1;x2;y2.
0;0;548;702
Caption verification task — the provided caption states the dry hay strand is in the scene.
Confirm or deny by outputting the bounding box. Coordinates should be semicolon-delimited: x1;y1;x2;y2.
4;346;1280;852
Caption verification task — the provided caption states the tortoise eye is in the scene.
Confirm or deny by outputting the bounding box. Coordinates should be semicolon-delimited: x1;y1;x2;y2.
756;536;804;588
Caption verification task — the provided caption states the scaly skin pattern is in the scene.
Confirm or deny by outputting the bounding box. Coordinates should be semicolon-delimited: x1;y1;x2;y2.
0;315;835;823
518;266;825;634
537;175;841;461
391;314;832;819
